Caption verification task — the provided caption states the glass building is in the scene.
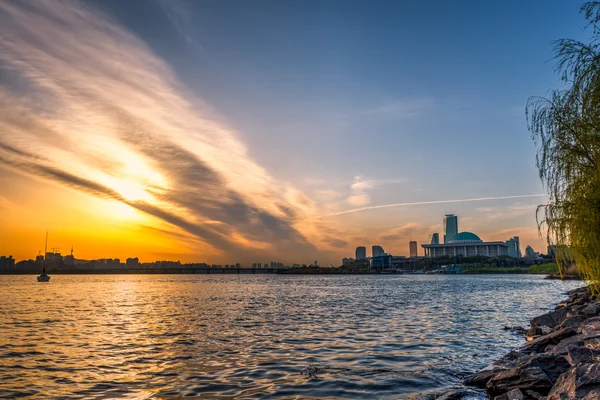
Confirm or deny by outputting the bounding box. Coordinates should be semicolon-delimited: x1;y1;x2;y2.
443;214;458;244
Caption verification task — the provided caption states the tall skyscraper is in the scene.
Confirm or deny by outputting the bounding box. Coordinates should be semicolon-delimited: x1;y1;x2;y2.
409;241;418;258
443;214;458;243
355;246;367;260
506;236;522;258
372;245;385;257
429;233;440;245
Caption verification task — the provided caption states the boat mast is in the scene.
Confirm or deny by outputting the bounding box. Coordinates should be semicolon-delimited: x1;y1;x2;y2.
42;231;48;274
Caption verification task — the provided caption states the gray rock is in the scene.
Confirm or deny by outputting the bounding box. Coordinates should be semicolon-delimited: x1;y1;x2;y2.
526;327;543;341
486;364;552;397
566;346;600;366
486;354;570;396
557;315;585;331
580;316;600;335
584;304;600;316
463;368;504;389
549;333;600;355
531;309;569;329
523;328;578;353
547;364;600;399
524;390;545;400
494;388;525;400
505;326;527;334
583;389;600;400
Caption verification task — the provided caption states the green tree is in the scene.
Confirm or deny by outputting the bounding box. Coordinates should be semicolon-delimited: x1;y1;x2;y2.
527;2;600;286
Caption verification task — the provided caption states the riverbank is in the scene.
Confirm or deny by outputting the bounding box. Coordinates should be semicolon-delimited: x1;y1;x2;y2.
464;284;600;398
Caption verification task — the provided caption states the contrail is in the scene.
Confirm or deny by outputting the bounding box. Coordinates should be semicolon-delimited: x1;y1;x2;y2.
316;194;546;218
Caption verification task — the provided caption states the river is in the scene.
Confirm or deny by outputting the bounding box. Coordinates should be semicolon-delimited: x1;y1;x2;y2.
0;274;582;399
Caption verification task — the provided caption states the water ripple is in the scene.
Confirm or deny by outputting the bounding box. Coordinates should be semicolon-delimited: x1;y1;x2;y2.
0;274;582;399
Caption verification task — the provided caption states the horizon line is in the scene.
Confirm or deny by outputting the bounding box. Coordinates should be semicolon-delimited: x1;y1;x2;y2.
315;194;547;218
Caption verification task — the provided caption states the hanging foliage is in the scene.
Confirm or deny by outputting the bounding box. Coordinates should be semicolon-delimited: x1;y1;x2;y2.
527;2;600;286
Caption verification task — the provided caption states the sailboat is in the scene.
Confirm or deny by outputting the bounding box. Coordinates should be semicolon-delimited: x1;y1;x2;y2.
37;232;50;282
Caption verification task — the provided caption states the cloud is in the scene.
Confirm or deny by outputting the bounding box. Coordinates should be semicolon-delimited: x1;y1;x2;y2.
345;176;407;207
364;99;433;118
318;194;547;218
0;0;322;263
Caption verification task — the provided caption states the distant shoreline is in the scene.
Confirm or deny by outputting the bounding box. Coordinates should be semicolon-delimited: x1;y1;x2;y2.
0;270;577;277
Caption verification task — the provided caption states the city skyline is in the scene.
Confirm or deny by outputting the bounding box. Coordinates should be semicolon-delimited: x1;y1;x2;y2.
0;0;586;264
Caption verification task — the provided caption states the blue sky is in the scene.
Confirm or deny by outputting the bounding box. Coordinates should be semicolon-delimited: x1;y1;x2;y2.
0;0;592;262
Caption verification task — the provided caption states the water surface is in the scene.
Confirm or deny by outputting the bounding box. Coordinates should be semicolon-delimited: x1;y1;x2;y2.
0;274;582;399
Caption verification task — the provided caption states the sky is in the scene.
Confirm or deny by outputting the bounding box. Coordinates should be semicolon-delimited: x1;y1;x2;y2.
0;0;592;265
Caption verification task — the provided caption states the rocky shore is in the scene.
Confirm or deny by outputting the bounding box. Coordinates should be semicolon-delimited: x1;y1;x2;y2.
463;285;600;399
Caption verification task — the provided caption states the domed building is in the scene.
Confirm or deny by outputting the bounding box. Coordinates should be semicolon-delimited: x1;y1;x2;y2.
422;221;510;258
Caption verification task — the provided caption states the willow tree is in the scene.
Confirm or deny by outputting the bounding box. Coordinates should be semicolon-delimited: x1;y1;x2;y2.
527;2;600;284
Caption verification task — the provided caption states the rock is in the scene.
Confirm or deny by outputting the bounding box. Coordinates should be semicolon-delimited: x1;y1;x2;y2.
580;316;600;335
463;368;504;389
526;327;543;341
524;390;545;400
557;315;585;331
523;328;578;353
531;308;571;329
585;337;600;350
505;326;527;334
486;363;552;397
434;390;463;400
486;354;570;396
566;346;600;366
493;351;532;370
583;389;600;400
494;388;525;400
549;333;600;355
547;363;600;399
584;304;600;316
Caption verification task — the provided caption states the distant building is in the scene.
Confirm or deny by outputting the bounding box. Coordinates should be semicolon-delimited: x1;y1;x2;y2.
342;257;355;266
506;236;522;258
126;257;139;268
430;233;440;245
525;245;536;259
355;246;367;260
0;256;15;271
422;232;509;257
409;241;418;258
443;214;458;244
370;254;392;269
372;245;385;257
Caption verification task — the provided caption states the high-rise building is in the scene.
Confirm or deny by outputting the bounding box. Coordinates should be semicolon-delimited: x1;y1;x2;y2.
506;236;522;258
443;214;458;244
430;233;440;245
355;246;367;260
525;245;536;259
372;245;385;257
409;241;418;258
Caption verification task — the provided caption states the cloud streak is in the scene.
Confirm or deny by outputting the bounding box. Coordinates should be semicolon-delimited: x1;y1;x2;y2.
0;0;320;263
316;194;547;218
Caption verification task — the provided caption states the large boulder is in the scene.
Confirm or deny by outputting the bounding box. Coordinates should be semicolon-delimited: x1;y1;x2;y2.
523;328;578;353
531;309;568;329
486;354;571;397
566;346;600;366
463;368;505;389
549;333;600;355
547;364;600;399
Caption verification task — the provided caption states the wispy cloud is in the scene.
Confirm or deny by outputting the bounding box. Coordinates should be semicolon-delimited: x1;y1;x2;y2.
364;99;433;118
0;0;321;263
316;194;546;218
